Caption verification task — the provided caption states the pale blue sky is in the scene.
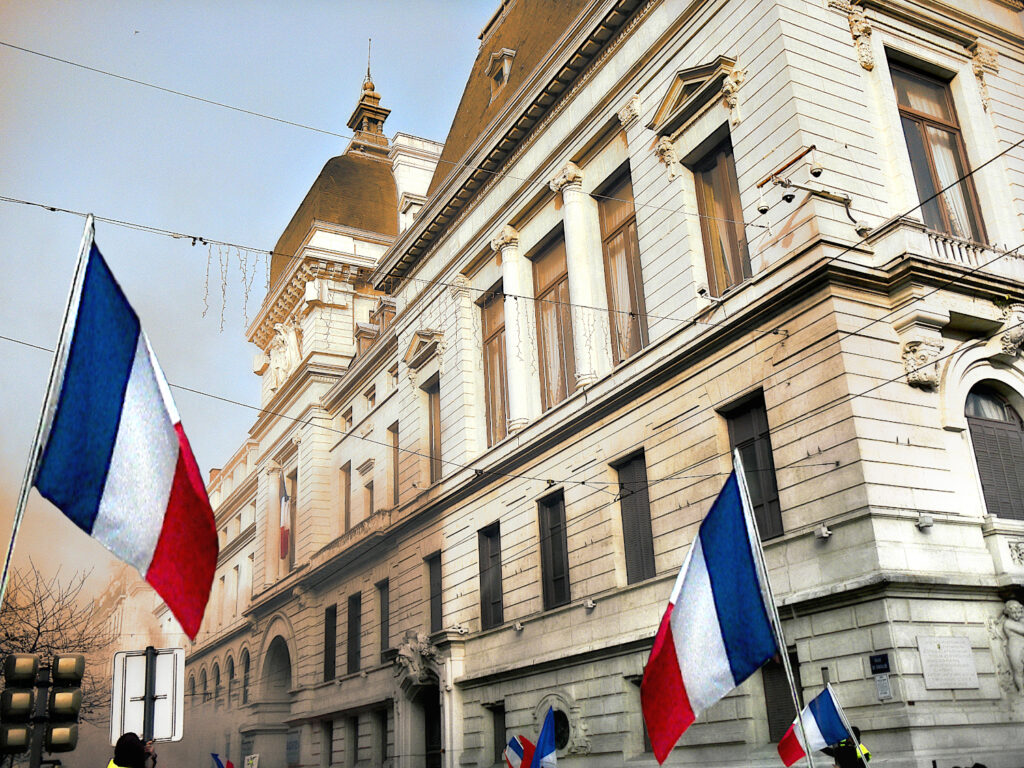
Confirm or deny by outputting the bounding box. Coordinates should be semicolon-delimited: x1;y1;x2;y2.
0;1;494;582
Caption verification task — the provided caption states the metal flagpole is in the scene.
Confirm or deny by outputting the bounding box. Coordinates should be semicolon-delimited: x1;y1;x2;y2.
0;215;95;609
733;449;817;768
827;682;866;768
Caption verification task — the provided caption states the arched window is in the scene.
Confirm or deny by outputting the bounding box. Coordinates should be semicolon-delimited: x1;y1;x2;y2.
188;675;195;700
241;651;250;705
226;657;235;708
966;383;1024;520
199;669;209;703
213;663;221;703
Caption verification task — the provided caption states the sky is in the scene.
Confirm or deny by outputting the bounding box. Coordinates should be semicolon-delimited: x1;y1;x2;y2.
0;1;494;592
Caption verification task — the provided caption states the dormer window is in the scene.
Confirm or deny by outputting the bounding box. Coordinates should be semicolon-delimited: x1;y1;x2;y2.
486;48;516;102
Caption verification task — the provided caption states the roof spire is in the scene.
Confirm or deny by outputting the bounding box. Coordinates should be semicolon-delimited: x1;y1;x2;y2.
347;39;390;157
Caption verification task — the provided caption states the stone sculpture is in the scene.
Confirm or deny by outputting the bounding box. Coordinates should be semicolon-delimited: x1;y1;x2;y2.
394;630;437;685
1001;599;1024;693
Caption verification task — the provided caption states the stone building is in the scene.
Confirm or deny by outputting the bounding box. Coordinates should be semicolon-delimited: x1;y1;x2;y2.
171;1;1024;766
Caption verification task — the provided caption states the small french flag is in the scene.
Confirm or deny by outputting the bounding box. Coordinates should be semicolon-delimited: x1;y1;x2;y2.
33;225;217;639
530;707;557;768
777;685;850;766
640;471;778;764
503;734;534;768
211;753;235;768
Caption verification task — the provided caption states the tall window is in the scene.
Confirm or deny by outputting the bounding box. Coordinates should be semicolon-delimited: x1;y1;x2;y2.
347;593;362;674
725;392;783;539
490;703;507;765
324;605;337;682
763;650;801;741
321;720;334;768
241;651;250;704
388;422;400;507
533;237;576;410
693;138;750;297
340;463;352;532
481;290;509;446
365;481;374;519
599;172;648;363
966;384;1024;520
538;492;571;610
615;453;656;583
424;377;442;483
377;579;390;658
478;523;503;630
345;717;358;768
285;469;298;570
426;551;442;633
891;64;984;242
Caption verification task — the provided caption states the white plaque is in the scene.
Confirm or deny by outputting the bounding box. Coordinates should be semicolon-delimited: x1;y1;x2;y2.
874;673;892;700
917;636;979;689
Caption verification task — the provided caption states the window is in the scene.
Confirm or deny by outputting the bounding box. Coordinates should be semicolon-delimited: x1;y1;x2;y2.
725;392;783;539
373;710;388;765
365;481;374;519
599;173;648;364
966;384;1024;520
763;650;801;741
615;453;656;583
345;717;358;768
188;675;195;700
377;579;390;657
389;363;399;391
241;651;250;704
324;605;337;681
340;463;351;532
424;377;442;483
321;720;334;768
200;670;209;703
533;237;576;410
481;289;509;446
478;523;504;630
347;593;361;674
538;492;571;609
489;703;507;765
213;664;221;703
693;138;750;297
388;422;400;507
226;658;235;707
426;551;442;633
283;469;298;570
891;64;984;242
365;385;376;409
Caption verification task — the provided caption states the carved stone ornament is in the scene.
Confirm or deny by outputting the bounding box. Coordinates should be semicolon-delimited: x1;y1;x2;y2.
393;630;438;685
828;1;873;71
548;161;584;194
490;224;520;253
267;316;302;392
991;599;1024;694
1001;303;1024;357
902;339;943;389
655;136;681;180
534;693;591;756
1010;539;1024;566
617;95;642;128
970;43;999;112
448;273;472;302
721;67;747;126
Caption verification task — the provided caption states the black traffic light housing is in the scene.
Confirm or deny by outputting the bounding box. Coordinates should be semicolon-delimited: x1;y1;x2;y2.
0;653;39;754
45;654;85;753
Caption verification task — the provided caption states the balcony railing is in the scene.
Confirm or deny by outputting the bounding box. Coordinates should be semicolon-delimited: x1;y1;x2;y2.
925;230;1024;282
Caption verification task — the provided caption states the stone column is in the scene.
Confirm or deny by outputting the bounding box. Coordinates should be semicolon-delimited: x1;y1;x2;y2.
439;641;466;768
262;463;283;586
549;161;612;387
491;225;542;433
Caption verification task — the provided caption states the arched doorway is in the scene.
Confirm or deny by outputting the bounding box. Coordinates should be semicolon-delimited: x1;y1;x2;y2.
966;382;1024;520
263;635;292;700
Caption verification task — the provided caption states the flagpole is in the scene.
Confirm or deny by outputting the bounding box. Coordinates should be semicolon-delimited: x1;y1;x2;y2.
827;682;866;768
0;215;95;610
732;450;817;768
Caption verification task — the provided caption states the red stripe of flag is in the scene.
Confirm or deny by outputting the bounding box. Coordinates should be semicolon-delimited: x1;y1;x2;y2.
641;602;695;764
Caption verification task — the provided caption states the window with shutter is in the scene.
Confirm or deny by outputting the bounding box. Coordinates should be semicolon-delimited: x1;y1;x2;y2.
615;453;656;583
762;650;801;742
324;605;337;681
426;552;442;632
478;523;504;630
725;392;783;539
347;593;361;674
377;579;390;658
598;172;648;364
966;384;1024;520
533;237;576;410
538;492;571;609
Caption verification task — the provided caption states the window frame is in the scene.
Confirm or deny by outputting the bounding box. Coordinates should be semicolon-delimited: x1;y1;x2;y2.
538;491;571;610
424;376;442;483
966;383;1024;520
724;391;783;540
481;288;510;446
532;235;576;411
691;137;750;298
478;523;504;630
613;451;656;584
426;551;443;633
324;604;337;682
347;592;362;675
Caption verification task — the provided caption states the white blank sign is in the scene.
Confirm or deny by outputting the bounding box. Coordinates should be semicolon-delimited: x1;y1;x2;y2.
110;648;185;744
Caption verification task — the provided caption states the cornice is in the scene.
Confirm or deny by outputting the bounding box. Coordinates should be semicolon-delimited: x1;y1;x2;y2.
213;473;259;522
862;0;1024;51
321;333;399;412
249;365;346;439
217;522;256;565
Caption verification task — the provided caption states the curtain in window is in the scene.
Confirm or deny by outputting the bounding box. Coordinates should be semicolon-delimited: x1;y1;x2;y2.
604;229;637;361
926;126;973;239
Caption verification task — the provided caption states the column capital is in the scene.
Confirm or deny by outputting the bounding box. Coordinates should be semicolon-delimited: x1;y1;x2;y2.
490;224;520;253
549;161;584;194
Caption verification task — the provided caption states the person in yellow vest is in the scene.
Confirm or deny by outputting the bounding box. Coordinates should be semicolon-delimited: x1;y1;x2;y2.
108;732;157;768
822;726;871;768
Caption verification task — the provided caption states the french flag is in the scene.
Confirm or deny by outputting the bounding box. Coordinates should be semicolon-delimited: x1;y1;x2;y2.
34;233;217;640
211;754;235;768
777;686;850;766
641;471;777;764
530;707;556;768
504;735;534;768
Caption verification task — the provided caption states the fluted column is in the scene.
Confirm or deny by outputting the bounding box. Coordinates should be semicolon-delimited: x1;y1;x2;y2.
491;225;541;433
549;161;612;387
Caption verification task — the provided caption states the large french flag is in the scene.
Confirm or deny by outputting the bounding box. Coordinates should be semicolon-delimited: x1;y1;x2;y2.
641;471;777;764
529;707;556;768
777;686;849;766
33;239;217;639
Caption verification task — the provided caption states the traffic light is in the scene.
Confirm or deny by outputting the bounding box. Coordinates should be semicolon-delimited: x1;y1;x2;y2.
0;653;38;754
45;654;84;752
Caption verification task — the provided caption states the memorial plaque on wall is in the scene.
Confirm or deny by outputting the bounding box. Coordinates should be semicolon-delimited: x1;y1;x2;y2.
916;636;979;689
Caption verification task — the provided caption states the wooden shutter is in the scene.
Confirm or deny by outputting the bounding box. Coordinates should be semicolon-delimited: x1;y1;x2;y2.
324;605;337;681
726;394;783;539
377;579;390;656
762;652;800;742
539;493;570;609
347;593;361;674
427;553;442;632
618;454;656;583
968;417;1024;520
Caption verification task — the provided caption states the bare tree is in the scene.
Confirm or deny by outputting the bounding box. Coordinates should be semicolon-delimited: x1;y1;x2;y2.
0;562;114;723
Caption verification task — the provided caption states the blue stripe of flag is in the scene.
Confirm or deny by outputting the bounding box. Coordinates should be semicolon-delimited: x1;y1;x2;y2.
699;471;777;684
35;244;140;534
809;688;848;746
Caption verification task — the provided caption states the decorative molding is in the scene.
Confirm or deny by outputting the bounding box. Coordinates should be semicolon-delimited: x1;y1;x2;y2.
647;55;737;136
721;67;747;126
654;136;681;180
448;274;473;301
616;95;642;128
356;457;375;476
1000;303;1024;357
548;161;584;194
533;692;591;756
393;630;439;688
969;42;999;112
902;340;944;389
403;329;445;373
828;0;874;71
1009;539;1024;566
490;224;520;253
